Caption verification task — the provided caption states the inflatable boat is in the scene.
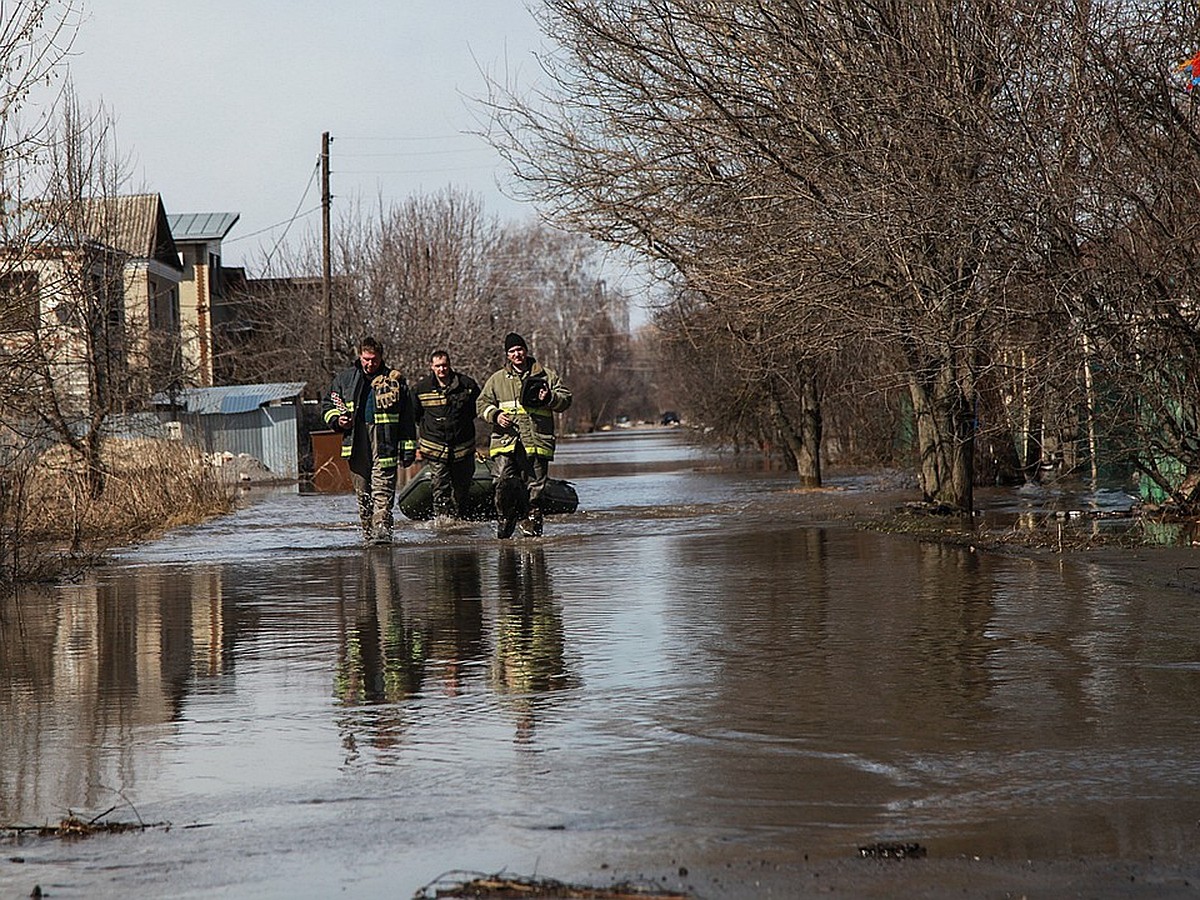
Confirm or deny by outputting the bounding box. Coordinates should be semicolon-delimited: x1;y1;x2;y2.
396;458;579;521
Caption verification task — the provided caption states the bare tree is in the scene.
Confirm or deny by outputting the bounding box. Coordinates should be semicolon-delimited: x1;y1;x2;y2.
1068;6;1200;507
251;190;639;434
5;90;139;503
0;0;79;170
213;272;331;391
492;222;636;431
0;3;97;581
486;0;1200;512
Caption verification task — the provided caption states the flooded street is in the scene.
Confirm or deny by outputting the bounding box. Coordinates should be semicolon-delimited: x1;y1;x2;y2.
3;429;1200;898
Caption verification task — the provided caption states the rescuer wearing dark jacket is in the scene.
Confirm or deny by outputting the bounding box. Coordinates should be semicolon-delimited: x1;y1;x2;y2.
321;337;416;543
476;332;572;538
410;349;481;520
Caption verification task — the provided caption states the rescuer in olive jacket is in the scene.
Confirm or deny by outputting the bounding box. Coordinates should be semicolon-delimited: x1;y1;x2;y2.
321;337;416;543
476;332;571;538
411;349;481;520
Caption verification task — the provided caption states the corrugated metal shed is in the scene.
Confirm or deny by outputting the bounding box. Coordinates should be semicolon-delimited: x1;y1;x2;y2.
155;382;306;479
165;382;306;416
168;212;240;241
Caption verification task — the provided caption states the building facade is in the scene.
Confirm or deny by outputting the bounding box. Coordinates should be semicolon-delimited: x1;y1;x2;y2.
167;212;241;388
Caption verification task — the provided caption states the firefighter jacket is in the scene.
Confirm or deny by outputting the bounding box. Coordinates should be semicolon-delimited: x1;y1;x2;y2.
321;360;416;469
411;370;481;462
476;357;571;459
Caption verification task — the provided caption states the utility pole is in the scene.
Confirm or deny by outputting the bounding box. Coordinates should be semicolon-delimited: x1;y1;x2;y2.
321;131;332;369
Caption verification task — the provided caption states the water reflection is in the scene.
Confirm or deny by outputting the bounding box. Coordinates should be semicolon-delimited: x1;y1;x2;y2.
335;549;427;706
491;546;573;744
909;541;994;721
425;550;486;697
0;567;227;821
5;431;1200;897
332;549;487;762
663;528;1001;752
329;545;572;759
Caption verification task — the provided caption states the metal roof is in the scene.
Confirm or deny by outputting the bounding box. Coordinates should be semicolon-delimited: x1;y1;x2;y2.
91;194;165;259
18;194;182;269
154;382;306;415
167;212;241;242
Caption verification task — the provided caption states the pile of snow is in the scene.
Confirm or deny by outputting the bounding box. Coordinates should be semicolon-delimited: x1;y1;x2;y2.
205;450;275;483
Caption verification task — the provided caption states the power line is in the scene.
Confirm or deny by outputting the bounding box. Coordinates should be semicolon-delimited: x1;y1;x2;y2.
337;164;502;175
227;158;320;246
257;159;323;270
337;134;468;142
227;204;321;244
337;148;494;159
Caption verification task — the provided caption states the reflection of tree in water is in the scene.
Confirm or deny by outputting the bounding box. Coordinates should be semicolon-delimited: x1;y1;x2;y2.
489;547;574;743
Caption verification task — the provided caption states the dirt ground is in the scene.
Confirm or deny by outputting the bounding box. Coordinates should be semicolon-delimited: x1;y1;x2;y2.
207;449;278;483
418;857;1200;899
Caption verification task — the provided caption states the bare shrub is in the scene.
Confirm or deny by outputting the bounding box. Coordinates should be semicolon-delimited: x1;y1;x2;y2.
1;437;232;586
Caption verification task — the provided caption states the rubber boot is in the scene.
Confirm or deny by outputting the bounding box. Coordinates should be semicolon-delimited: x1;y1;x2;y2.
519;506;543;537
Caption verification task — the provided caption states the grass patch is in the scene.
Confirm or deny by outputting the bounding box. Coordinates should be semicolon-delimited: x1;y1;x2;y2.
1;437;235;585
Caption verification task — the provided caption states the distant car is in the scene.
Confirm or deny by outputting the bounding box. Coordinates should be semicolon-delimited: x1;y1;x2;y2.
660;410;680;426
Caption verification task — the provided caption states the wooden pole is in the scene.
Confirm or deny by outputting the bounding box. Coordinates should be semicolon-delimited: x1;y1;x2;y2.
321;131;332;368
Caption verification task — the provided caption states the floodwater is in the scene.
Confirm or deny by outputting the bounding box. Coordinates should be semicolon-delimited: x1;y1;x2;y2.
3;429;1200;898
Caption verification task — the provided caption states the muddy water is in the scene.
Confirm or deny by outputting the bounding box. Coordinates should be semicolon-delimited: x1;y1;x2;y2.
2;429;1200;898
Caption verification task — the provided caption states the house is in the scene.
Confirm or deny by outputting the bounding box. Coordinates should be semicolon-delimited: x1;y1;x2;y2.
167;212;240;388
0;238;125;413
0;193;183;414
97;194;185;395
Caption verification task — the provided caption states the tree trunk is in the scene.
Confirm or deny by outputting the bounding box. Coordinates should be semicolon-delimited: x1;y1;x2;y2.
83;423;106;500
767;373;822;488
908;366;974;513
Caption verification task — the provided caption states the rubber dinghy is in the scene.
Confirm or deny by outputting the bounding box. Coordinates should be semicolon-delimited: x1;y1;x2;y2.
396;457;579;521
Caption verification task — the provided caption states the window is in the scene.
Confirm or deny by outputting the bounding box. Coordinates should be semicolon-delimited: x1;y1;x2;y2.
0;271;40;332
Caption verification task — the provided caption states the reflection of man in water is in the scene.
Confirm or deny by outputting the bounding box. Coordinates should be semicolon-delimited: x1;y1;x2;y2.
336;550;425;709
337;550;487;706
424;550;485;696
489;546;571;743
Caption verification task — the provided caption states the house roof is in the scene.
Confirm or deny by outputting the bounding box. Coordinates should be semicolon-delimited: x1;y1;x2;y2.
154;382;307;415
168;212;240;242
18;193;182;270
82;193;182;270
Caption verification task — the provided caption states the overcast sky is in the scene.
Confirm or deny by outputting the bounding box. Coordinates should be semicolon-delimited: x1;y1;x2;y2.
67;1;550;269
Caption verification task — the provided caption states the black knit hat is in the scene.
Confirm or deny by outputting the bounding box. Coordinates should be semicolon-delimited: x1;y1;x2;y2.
504;332;527;351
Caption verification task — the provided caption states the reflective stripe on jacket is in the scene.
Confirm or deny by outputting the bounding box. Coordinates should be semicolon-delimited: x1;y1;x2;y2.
411;370;481;462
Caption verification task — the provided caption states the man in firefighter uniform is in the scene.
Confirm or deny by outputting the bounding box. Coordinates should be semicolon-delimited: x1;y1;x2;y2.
410;349;481;521
322;337;416;544
476;332;572;538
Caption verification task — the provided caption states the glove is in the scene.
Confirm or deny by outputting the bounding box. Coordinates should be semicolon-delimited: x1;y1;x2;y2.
400;449;416;468
373;371;403;408
329;391;351;430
